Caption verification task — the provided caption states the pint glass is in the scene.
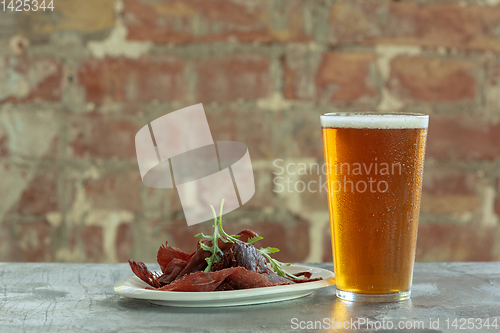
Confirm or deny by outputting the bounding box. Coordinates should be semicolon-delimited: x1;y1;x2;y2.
321;112;428;302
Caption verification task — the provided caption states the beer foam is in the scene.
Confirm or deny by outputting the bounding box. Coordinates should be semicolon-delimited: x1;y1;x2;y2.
320;113;429;129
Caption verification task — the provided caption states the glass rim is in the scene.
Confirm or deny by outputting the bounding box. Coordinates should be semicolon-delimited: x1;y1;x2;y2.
320;111;428;118
320;112;429;129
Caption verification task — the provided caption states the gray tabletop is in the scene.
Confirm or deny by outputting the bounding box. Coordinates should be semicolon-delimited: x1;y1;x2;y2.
0;262;499;333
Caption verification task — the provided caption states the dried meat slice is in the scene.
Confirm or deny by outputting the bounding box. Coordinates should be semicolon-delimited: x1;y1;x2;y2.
261;268;294;285
156;241;193;273
151;266;291;292
211;240;267;273
223;267;285;289
214;281;235;291
153;267;243;292
155;229;260;278
128;260;161;288
291;272;322;283
174;243;211;280
157;258;189;285
234;229;260;243
130;227;323;292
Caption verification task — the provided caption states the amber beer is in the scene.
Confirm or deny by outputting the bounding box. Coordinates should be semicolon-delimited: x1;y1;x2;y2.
321;112;428;302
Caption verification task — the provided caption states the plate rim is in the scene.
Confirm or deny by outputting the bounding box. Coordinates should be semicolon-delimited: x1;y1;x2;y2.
114;264;335;303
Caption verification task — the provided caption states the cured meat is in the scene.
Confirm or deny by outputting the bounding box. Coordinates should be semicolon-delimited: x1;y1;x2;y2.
128;260;161;288
172;229;262;280
153;267;242;292
223;266;292;289
156;242;193;273
174;244;210;280
262;268;294;285
128;228;323;292
234;229;260;243
291;271;322;283
157;258;189;285
262;270;322;284
214;281;235;291
212;241;267;273
151;267;293;292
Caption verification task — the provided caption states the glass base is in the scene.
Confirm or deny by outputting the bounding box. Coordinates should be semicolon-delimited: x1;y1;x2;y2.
336;289;411;303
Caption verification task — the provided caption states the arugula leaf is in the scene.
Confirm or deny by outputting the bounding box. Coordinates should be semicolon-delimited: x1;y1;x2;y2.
259;247;280;254
198;199;241;272
199;243;212;252
196;199;297;280
246;236;263;244
258;247;300;280
214;205;240;244
200;201;226;272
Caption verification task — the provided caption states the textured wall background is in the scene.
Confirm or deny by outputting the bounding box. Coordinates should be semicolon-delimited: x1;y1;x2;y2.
1;0;500;263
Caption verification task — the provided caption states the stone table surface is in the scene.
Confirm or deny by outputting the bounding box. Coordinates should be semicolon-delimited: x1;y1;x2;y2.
0;262;499;332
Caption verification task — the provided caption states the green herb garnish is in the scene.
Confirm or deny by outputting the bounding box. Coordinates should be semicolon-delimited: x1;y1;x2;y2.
195;200;227;272
195;199;299;280
258;247;300;280
246;236;263;244
215;204;240;244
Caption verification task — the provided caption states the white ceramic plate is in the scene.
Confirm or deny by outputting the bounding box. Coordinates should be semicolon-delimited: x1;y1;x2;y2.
114;264;335;307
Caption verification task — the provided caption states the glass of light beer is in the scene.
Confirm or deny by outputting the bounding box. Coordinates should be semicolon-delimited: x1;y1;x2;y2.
321;112;428;302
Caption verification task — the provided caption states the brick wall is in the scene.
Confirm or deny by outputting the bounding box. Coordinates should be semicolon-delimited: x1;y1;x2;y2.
1;0;500;263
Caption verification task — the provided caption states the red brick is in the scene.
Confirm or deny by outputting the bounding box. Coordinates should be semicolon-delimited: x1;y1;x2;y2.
239;220;310;263
289;113;324;159
13;168;59;216
329;1;500;52
422;168;476;196
389;56;476;102
426;116;500;160
282;56;298;100
282;51;320;101
161;219;215;250
421;168;481;215
68;113;139;159
208;108;323;160
315;52;377;103
123;0;311;44
299;172;329;212
323;223;333;263
284;51;380;104
78;57;186;104
495;195;500;217
83;225;104;263
0;221;9;260
0;56;63;103
0;135;8;157
196;56;271;103
329;1;380;44
84;171;142;212
17;0;115;44
242;169;281;210
116;223;134;262
68;227;78;254
485;60;500;111
10;220;53;262
416;224;496;261
141;187;184;224
206;108;272;159
0;109;60;159
486;60;500;85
